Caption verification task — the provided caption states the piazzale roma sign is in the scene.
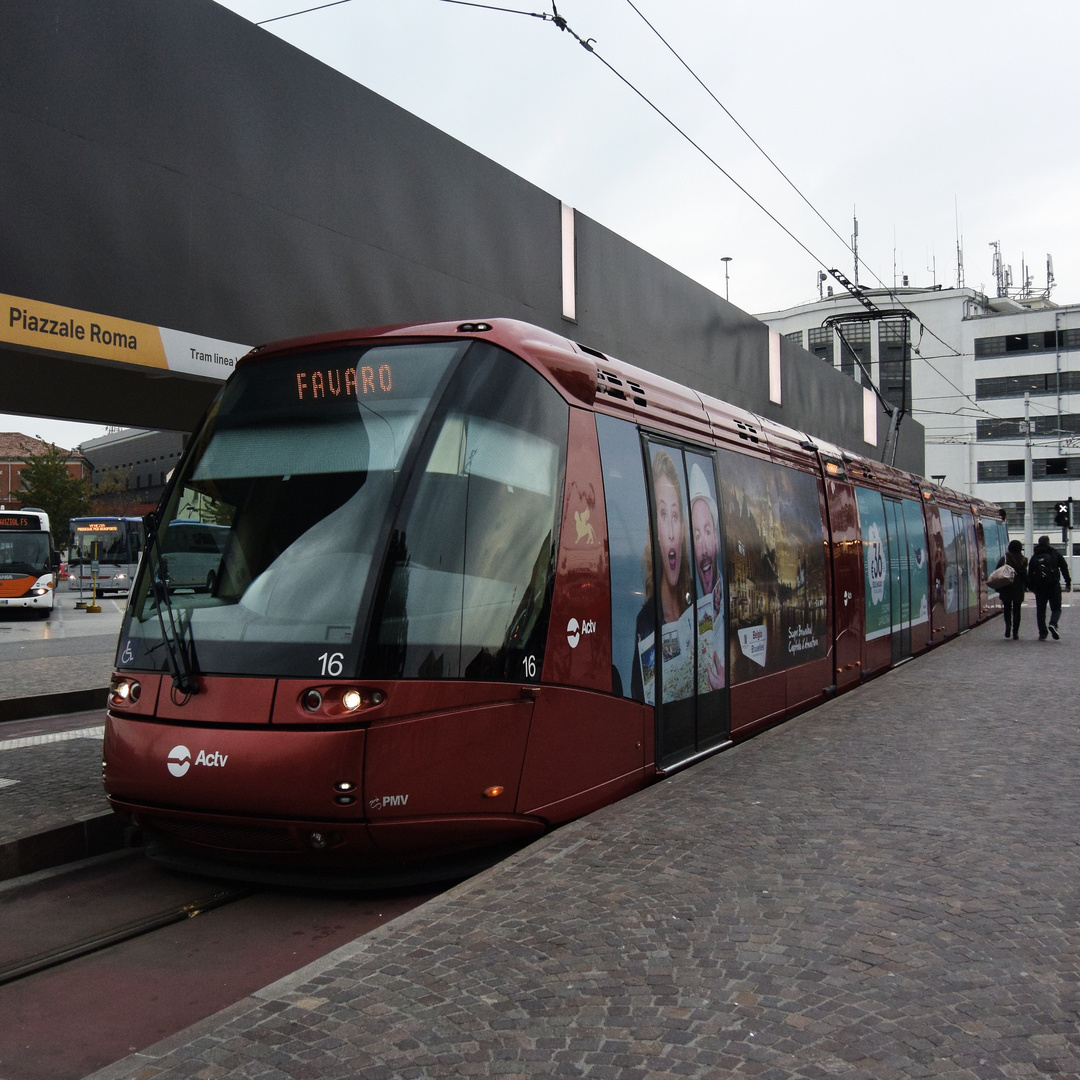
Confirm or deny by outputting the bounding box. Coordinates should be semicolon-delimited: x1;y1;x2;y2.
2;292;249;381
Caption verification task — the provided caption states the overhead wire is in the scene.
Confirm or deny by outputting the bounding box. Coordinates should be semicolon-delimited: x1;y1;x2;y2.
620;0;857;267
438;1;847;278
253;0;1004;426
254;0;956;328
611;0;992;434
543;3;985;429
256;0;353;24
611;1;1007;451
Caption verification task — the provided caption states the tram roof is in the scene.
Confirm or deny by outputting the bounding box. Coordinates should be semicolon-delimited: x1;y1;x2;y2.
238;318;1003;519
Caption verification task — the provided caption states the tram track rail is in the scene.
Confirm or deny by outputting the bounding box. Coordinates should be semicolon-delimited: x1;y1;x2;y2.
0;883;251;986
1;848;439;1080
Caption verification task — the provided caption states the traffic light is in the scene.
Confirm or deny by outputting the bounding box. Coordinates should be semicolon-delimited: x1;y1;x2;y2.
1055;501;1071;529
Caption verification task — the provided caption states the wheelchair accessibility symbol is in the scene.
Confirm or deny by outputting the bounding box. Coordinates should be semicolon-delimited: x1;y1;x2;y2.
121;640;135;664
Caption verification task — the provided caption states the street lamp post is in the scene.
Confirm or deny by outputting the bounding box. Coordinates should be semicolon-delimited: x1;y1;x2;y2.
1023;392;1033;552
721;256;732;301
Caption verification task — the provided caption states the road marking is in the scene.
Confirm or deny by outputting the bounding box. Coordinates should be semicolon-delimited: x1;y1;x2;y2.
0;726;104;752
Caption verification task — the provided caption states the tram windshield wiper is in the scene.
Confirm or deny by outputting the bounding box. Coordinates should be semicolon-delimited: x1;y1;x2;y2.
142;512;199;696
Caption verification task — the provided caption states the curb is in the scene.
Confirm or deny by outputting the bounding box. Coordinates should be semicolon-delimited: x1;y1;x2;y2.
0;688;109;723
0;812;129;883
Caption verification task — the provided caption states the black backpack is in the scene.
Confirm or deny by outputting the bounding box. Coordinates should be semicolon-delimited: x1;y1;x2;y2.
1027;550;1056;587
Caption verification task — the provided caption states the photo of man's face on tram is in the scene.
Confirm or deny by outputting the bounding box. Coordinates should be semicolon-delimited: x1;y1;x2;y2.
634;448;725;705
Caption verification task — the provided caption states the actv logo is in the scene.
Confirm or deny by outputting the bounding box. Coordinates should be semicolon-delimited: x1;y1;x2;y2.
566;617;597;649
167;745;191;777
167;744;228;777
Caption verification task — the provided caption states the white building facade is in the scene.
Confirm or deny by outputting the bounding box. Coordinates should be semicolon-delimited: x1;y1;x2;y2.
758;286;1078;577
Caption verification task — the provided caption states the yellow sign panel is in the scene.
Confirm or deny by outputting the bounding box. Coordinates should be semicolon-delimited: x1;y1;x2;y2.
1;293;250;381
3;292;168;369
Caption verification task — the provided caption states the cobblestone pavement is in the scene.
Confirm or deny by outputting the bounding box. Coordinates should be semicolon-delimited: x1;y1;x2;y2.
0;597;124;701
85;610;1080;1080
0;720;111;846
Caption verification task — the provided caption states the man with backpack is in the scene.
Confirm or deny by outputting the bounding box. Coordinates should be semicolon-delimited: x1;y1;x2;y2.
1026;535;1072;640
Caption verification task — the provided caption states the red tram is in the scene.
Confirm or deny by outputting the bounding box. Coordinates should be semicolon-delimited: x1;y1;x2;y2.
102;319;1007;883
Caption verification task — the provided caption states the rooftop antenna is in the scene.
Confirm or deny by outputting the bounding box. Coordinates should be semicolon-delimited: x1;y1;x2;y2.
1047;253;1055;296
954;198;964;288
990;241;1005;297
817;270;827;300
851;210;859;288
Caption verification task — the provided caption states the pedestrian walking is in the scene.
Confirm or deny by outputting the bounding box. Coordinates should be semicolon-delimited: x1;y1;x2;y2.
1026;535;1072;640
995;539;1027;639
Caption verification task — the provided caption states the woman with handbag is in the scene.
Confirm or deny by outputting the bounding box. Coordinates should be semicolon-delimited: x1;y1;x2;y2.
996;539;1028;639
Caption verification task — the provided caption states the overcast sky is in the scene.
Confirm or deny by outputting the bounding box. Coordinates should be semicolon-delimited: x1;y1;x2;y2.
9;0;1079;447
215;0;1079;311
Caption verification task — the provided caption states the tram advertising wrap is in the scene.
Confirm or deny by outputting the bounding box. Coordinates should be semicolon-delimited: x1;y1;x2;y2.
101;319;1007;886
720;451;828;683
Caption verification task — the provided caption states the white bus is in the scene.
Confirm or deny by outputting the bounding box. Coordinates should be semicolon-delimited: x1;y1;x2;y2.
159;518;229;591
0;508;56;616
68;516;144;594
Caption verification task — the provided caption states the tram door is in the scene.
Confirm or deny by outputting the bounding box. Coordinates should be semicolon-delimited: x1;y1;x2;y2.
963;515;979;626
641;440;729;770
882;497;930;663
884;498;912;662
937;508;975;632
954;514;971;631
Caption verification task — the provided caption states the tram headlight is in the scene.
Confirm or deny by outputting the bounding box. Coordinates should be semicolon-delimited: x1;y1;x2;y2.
296;685;386;719
109;676;142;707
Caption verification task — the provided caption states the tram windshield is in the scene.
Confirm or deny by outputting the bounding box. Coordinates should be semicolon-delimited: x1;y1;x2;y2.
121;340;468;676
119;338;568;683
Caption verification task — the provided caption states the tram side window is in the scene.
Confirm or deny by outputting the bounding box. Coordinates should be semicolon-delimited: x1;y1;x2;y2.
940;509;959;613
643;445;695;704
366;344;568;681
986;519;1007;576
902;498;930;627
963;515;978;609
596;415;653;701
982;519;999;578
855;488;891;640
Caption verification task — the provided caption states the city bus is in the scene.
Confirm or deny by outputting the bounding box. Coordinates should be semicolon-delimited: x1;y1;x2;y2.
158;518;229;591
68;516;144;595
0;508;57;616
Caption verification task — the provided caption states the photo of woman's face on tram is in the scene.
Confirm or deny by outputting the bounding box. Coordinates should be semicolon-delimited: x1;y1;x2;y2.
651;450;692;625
688;459;725;692
689;464;719;598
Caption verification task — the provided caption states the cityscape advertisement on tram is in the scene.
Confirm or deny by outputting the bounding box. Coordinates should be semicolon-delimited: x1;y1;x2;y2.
68;516;145;595
0;508;57;616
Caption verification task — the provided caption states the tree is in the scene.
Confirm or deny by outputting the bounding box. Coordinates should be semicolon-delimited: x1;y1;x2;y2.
89;469;142;515
19;443;90;548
